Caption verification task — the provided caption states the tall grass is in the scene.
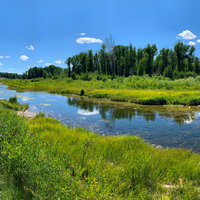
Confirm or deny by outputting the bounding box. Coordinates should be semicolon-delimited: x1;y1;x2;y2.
1;107;200;199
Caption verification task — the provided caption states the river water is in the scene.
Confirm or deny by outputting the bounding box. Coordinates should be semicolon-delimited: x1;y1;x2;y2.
1;84;200;152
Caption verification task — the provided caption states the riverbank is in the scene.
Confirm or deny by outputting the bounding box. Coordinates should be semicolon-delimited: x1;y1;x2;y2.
1;106;200;199
2;77;200;105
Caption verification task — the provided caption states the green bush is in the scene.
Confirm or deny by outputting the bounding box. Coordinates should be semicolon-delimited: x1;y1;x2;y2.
8;96;17;104
189;97;200;105
71;72;76;80
81;73;92;81
137;97;167;105
80;89;84;96
102;76;107;82
96;75;102;80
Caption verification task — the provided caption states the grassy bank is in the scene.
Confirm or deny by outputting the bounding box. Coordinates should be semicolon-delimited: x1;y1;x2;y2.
1;106;200;199
2;76;200;105
0;96;28;111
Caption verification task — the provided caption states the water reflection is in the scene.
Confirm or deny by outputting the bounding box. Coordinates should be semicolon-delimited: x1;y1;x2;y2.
67;97;196;126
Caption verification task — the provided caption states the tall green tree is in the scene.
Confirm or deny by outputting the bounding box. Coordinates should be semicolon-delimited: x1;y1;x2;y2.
174;40;190;72
137;53;148;76
79;52;87;73
66;57;71;77
194;56;199;74
105;35;115;74
129;44;137;75
160;48;170;74
88;50;94;72
99;43;107;74
144;44;157;76
137;48;144;67
188;46;195;71
94;52;100;74
168;49;177;71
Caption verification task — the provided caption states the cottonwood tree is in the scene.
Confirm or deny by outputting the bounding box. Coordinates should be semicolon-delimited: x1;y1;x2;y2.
174;40;190;72
105;34;115;75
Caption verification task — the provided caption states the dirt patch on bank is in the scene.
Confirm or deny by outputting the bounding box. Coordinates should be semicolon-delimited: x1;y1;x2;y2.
17;110;37;119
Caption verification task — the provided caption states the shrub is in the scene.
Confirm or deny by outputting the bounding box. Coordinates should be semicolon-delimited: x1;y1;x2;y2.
97;75;102;80
80;89;85;96
71;72;76;80
189;97;200;105
9;96;17;104
81;73;92;81
102;77;107;82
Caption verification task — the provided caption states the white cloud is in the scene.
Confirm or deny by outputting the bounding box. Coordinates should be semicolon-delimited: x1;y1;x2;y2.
76;37;103;44
5;56;10;58
197;39;200;43
37;60;43;63
45;63;53;66
0;56;3;58
20;55;29;61
178;30;197;39
26;45;34;50
54;60;62;64
79;33;85;35
77;109;99;116
27;65;30;68
0;62;2;65
9;68;13;71
189;41;196;45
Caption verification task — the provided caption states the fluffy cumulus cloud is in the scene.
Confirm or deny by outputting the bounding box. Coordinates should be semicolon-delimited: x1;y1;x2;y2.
45;63;53;66
54;60;62;64
9;68;13;71
37;60;43;63
76;37;103;44
26;45;34;50
5;56;10;58
79;33;85;35
20;55;29;61
0;62;2;65
0;56;3;58
178;30;197;39
189;41;196;45
196;39;200;43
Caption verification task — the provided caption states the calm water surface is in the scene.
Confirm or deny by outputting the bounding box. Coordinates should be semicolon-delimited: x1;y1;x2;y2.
1;84;200;152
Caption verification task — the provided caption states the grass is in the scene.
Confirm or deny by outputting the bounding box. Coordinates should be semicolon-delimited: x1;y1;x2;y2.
0;97;28;111
3;75;200;105
1;106;200;199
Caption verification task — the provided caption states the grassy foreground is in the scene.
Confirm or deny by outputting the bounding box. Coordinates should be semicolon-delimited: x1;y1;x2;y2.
1;107;200;199
3;76;200;105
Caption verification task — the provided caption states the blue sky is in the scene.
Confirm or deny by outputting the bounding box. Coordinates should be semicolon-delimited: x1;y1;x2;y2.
1;0;200;74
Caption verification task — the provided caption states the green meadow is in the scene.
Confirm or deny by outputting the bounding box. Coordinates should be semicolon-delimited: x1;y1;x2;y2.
3;75;200;105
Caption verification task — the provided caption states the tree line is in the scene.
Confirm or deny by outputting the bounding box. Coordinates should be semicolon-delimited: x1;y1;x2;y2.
66;39;199;79
1;39;200;80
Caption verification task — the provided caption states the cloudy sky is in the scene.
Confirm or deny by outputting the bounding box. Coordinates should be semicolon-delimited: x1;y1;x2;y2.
1;0;200;74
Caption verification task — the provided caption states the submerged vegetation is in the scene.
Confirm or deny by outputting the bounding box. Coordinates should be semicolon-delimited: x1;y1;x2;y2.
1;106;200;199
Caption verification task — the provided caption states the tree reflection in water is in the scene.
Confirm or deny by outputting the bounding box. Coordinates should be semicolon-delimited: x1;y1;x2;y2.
67;97;196;128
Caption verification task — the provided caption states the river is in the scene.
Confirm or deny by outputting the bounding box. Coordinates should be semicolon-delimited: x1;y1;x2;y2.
1;84;200;152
